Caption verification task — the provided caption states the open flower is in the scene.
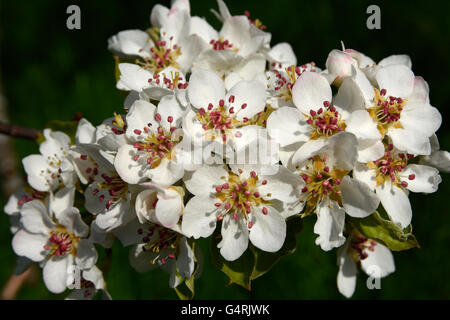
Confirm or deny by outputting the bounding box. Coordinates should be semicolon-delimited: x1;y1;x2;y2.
22;129;76;192
184;68;267;155
354;142;441;228
267;71;383;168
337;230;395;298
115;218;199;289
181;164;303;261
114;96;186;187
12;190;97;294
292;133;380;251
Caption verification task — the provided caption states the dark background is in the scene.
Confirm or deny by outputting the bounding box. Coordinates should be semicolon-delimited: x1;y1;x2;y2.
0;0;449;299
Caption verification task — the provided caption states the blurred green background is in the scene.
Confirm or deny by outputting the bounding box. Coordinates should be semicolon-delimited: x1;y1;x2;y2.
1;0;450;299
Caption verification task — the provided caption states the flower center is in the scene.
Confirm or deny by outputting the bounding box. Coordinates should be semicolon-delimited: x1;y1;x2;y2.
132;114;181;168
147;70;188;90
138;36;181;73
367;143;415;188
93;173;128;210
195;97;249;142
298;155;348;216
268;64;315;101
111;112;126;135
350;233;377;264
44;227;78;257
305;101;346;139
138;224;181;265
210;37;233;51
214;170;271;229
368;88;406;136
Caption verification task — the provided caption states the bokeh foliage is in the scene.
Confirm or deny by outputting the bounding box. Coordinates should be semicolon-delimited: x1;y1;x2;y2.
0;0;449;299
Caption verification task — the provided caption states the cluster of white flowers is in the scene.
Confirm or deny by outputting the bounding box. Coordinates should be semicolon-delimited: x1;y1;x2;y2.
5;0;450;299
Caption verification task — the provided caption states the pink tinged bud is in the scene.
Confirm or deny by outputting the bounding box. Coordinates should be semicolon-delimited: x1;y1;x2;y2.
401;181;408;188
408;174;415;180
262;207;268;215
134;129;142;135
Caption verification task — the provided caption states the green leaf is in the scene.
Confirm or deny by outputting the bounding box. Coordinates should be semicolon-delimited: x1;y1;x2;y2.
250;215;303;279
41;120;79;144
348;211;420;251
210;215;303;290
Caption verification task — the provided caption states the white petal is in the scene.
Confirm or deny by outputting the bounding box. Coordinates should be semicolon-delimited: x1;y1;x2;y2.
337;242;357;298
188;69;225;108
125;100;157;140
181;196;222;238
353;162;377;190
389;127;431;156
249;206;286;253
227;80;266;121
376;181;412;228
360;242;395;278
378;55;411;68
155;188;183;228
184;165;228;195
107;29;152;58
401;164;441;193
75;118;96;144
375;64;415;98
325;49;357;81
218;214;249;261
189;16;219;43
266;106;310;147
346;110;381;140
43;255;72;294
291;139;327;167
23;155;52;192
333;77;366;118
20;200;54;234
12;230;48;262
357;139;385;163
75;239;98;269
157;94;185;130
117;63;153;92
401;102;442;138
266;42;297;66
220;16;251;50
341;176;380;218
314;199;346;251
114;144;145;184
292;72;332;114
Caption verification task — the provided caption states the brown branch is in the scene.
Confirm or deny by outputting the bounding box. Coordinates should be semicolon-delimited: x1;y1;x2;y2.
0;121;41;140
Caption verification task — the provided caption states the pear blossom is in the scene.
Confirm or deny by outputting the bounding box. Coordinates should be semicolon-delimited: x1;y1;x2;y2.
337;231;395;298
114;96;186;187
184;68;267;155
267;71;384;168
353;142;441;228
115;218;199;288
182;164;303;261
291;133;380;251
22;129;76;192
12;189;98;294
